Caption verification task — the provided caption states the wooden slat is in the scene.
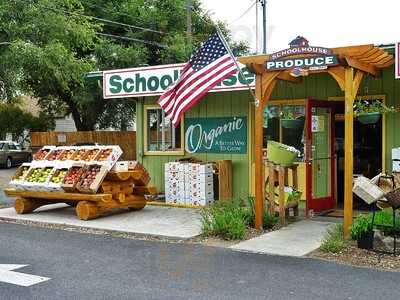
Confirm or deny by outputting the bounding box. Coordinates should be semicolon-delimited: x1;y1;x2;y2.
353;47;382;60
4;189;112;202
358;49;385;63
345;56;378;77
332;44;374;56
218;160;232;200
374;55;394;67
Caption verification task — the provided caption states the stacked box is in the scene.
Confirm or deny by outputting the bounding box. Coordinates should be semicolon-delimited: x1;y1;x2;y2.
76;164;109;194
62;163;87;193
165;162;186;205
9;163;31;190
187;163;214;206
57;146;78;162
164;162;214;206
111;161;129;172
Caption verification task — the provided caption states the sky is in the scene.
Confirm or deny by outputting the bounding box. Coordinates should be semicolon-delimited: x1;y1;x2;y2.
200;0;399;53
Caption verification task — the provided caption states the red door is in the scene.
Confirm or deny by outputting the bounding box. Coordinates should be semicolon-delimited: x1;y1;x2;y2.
305;99;342;214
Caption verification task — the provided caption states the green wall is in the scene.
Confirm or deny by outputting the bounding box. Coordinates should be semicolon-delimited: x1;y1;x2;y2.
136;91;253;200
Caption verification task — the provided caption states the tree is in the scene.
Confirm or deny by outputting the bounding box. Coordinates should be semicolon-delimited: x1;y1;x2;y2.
0;0;249;131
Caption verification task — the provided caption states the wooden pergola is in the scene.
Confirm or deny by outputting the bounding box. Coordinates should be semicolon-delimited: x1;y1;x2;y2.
238;44;394;237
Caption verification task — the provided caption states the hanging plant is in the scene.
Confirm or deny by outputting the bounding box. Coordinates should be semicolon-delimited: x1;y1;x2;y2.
354;100;396;124
280;110;304;129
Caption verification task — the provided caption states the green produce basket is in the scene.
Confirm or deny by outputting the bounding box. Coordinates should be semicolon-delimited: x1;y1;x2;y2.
267;141;298;166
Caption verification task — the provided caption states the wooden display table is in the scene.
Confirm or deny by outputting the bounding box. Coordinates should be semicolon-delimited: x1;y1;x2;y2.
265;161;299;226
5;171;157;221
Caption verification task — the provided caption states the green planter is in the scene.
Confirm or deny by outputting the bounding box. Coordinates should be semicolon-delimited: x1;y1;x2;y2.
267;141;298;166
281;118;304;129
357;112;381;124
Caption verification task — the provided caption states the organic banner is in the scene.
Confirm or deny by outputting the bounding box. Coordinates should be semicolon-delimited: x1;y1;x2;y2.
184;117;247;154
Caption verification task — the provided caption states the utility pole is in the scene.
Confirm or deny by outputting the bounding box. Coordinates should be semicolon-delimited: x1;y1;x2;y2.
259;0;267;54
186;0;193;51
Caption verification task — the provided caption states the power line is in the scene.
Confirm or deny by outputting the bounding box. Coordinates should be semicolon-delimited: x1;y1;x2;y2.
34;2;165;35
95;33;168;49
229;0;257;25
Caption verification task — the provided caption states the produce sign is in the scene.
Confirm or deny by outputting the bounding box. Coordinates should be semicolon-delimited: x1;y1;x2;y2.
103;63;255;99
265;36;338;74
185;117;247;154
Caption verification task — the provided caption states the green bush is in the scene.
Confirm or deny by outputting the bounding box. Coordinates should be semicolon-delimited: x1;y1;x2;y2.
201;200;247;240
350;214;373;240
243;197;277;229
320;223;347;253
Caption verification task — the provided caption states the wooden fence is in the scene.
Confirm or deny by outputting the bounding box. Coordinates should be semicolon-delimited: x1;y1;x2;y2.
30;131;136;160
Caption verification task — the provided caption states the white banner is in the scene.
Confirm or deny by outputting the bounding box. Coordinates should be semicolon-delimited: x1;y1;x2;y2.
102;63;255;99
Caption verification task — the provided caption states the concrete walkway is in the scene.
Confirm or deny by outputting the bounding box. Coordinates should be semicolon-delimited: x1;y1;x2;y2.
0;204;202;240
231;220;333;257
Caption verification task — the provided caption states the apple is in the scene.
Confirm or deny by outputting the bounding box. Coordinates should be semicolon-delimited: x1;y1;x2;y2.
47;150;63;161
59;150;76;161
34;149;50;160
98;149;112;161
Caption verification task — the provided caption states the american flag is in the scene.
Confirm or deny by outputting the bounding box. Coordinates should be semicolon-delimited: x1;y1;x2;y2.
158;32;238;126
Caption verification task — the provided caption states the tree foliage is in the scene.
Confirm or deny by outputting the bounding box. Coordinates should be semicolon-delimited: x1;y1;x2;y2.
0;0;249;131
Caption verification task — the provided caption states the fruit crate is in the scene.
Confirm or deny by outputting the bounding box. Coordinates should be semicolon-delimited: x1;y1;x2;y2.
23;165;55;192
9;163;32;191
61;163;87;193
76;164;108;194
46;164;70;192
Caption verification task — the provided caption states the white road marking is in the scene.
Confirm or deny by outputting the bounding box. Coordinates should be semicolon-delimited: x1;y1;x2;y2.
0;264;51;287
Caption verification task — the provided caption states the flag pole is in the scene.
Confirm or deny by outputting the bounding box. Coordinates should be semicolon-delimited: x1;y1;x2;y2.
215;25;260;107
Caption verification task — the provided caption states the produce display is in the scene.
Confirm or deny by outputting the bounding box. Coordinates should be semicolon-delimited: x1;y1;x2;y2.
80;165;101;189
46;149;63;161
97;148;112;161
63;166;84;185
49;169;68;184
83;149;100;162
34;149;51;160
25;167;53;183
73;149;87;161
58;149;76;161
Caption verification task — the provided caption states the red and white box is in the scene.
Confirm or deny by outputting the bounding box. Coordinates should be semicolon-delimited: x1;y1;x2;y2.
111;161;129;172
164;162;181;173
185;163;214;174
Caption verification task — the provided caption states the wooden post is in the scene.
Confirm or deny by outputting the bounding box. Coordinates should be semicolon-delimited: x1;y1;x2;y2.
254;76;264;229
278;166;286;225
268;163;275;215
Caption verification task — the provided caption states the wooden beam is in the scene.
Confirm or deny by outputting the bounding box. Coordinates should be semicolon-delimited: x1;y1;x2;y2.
345;56;379;77
375;55;394;68
327;66;345;91
277;71;302;83
332;44;374;56
352;70;364;99
353;48;381;60
254;73;277;229
358;50;386;63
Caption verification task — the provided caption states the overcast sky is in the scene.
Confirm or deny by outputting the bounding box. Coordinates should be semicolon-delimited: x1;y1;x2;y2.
200;0;399;53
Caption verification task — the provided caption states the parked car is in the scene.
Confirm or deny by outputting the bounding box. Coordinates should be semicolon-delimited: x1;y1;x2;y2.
0;141;32;169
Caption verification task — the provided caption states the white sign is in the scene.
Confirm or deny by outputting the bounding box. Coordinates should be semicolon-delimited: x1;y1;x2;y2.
0;264;51;287
312;116;325;132
102;63;255;99
396;42;400;79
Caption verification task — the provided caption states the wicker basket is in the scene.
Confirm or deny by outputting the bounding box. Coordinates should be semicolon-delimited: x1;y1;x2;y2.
384;188;400;209
353;176;385;205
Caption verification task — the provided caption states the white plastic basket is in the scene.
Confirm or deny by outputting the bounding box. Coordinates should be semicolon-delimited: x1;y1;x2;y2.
353;176;385;204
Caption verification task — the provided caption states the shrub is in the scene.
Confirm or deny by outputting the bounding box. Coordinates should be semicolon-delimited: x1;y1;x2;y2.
244;196;277;229
201;200;247;240
350;214;373;240
320;223;347;253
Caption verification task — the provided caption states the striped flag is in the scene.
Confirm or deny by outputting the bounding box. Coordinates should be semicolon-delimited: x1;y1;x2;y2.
158;32;238;126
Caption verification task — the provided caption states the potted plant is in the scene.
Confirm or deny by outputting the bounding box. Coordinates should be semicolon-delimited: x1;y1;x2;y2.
350;214;374;250
354;100;396;125
280;109;304;129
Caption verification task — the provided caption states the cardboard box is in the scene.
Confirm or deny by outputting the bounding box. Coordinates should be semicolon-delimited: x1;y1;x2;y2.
33;146;56;161
393;161;400;172
111;161;129;172
191;197;214;207
46;163;71;192
165;162;181;172
186;172;213;182
188;181;213;193
185;163;214;174
95;146;123;171
23;165;55;191
165;171;185;181
45;148;64;162
57;146;78;162
76;164;108;194
9;163;31;191
62;163;87;193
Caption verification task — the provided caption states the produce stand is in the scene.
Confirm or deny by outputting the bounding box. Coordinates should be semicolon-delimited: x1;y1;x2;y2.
5;170;157;221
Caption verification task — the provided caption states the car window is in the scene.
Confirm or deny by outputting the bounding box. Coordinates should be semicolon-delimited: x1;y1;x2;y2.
0;143;4;150
8;143;17;150
14;143;22;150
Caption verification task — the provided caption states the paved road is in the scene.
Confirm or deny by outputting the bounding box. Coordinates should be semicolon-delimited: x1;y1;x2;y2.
0;168;15;206
0;223;399;300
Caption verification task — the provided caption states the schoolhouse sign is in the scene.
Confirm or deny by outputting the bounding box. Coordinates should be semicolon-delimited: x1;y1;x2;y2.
184;117;247;154
265;36;338;74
